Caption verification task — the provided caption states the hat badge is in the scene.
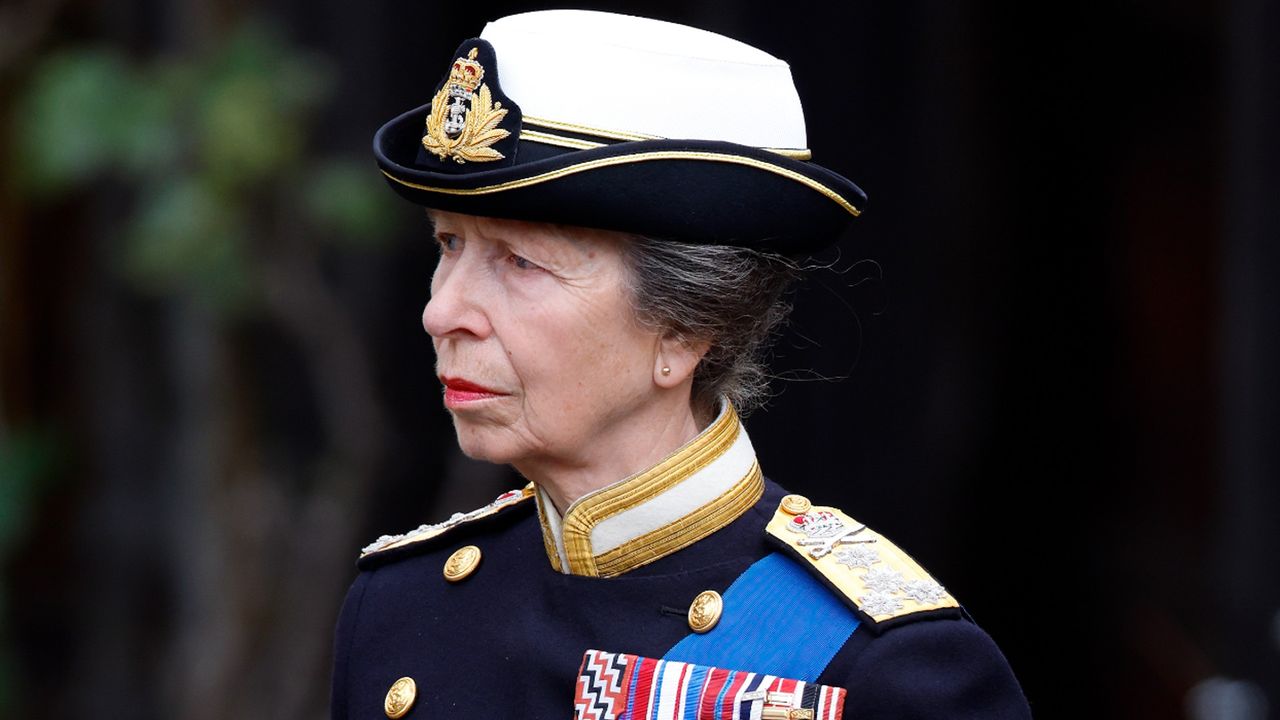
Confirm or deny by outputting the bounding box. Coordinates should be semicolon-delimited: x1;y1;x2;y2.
423;47;510;163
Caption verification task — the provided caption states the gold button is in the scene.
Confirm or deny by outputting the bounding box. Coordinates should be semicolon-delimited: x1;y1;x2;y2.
688;590;723;633
384;676;416;719
780;494;811;515
443;545;482;582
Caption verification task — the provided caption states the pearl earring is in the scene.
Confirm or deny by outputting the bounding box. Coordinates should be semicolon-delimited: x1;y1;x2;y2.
661;366;671;376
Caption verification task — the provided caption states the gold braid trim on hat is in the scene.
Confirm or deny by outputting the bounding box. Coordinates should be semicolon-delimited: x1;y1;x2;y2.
382;150;860;217
521;116;812;160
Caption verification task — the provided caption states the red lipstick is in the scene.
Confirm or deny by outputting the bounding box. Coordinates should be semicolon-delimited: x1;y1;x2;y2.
440;376;506;407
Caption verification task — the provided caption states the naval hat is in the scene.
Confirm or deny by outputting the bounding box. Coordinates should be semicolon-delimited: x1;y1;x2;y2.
373;10;866;254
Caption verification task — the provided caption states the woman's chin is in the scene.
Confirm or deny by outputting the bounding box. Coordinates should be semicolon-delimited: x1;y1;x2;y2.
449;422;527;466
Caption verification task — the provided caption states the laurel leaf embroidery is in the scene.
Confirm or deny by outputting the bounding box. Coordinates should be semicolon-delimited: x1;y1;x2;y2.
471;129;509;145
478;114;505;133
458;147;504;162
420;79;509;163
422;87;455;159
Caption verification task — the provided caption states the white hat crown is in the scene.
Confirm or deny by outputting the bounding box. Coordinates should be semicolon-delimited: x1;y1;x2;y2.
480;10;808;150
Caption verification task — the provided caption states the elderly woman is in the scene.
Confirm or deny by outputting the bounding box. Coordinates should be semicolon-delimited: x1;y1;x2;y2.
332;10;1030;720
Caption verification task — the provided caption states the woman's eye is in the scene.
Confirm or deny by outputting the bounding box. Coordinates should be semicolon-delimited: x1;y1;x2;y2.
436;233;461;252
509;254;542;271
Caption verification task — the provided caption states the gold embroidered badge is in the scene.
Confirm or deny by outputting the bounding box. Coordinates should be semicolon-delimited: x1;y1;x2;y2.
422;47;510;163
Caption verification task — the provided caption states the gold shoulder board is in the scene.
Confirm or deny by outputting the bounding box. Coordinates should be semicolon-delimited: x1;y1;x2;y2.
766;495;959;624
359;484;535;558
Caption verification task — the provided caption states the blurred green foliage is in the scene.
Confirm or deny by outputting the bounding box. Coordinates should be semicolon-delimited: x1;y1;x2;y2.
3;21;405;712
10;22;399;313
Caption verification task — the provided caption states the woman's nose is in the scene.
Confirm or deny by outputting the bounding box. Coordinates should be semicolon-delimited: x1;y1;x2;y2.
422;259;492;340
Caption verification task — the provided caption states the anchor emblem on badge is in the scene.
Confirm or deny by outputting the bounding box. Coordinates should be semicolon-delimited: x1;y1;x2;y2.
422;46;511;163
786;510;874;559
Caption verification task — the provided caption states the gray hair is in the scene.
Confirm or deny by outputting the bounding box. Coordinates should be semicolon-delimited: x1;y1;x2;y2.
621;237;802;420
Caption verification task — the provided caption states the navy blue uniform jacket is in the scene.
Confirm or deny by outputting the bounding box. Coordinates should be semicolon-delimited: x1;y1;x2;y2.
331;407;1031;719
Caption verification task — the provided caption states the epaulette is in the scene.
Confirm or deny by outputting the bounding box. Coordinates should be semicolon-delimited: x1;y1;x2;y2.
359;484;535;559
765;495;960;631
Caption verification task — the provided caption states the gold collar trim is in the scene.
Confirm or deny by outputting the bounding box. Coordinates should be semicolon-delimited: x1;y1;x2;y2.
534;403;764;577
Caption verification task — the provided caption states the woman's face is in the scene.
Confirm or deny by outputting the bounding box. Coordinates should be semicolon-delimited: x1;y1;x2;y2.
423;211;663;469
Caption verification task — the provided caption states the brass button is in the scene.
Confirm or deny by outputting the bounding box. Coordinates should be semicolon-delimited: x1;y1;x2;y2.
443;545;482;582
384;676;416;718
780;494;811;515
688;590;723;633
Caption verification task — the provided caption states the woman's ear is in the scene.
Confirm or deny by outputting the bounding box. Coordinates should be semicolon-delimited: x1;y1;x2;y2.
654;333;709;388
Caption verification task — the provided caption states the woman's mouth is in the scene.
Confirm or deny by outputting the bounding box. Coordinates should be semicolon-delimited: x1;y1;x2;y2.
440;376;507;407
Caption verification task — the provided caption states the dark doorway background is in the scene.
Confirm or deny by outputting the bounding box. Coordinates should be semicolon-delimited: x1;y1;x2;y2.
2;1;1277;718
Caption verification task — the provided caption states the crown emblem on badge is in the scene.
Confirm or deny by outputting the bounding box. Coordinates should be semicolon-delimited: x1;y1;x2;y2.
448;50;485;93
788;511;846;539
423;47;510;163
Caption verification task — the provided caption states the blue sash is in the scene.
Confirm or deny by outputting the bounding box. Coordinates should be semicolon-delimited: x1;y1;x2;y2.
662;552;860;682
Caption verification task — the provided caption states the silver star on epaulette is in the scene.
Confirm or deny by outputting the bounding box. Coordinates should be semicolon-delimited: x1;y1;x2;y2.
859;590;904;617
861;565;905;593
835;544;881;569
902;579;948;605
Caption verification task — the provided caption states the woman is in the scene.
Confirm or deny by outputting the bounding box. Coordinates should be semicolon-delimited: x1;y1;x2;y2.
333;10;1031;720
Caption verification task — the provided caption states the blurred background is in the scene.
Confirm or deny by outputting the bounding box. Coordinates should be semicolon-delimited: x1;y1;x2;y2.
1;0;1277;718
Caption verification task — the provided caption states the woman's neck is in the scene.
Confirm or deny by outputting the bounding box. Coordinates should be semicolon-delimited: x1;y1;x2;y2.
514;395;705;515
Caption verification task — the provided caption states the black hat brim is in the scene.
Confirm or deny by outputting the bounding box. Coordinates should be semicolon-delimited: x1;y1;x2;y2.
374;102;867;254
